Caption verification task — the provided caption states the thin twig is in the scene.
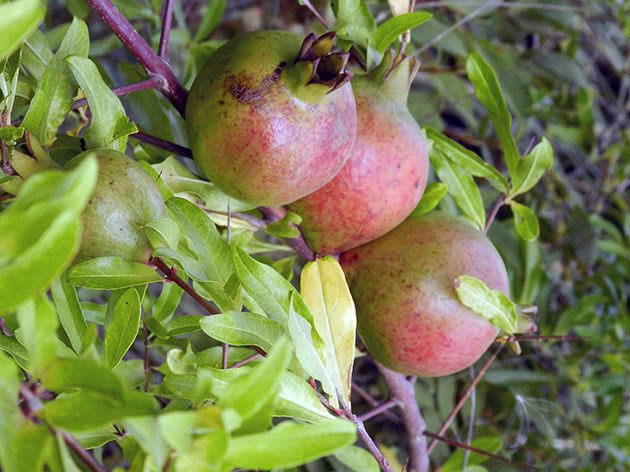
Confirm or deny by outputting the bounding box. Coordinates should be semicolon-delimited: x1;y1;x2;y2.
352;382;402;424
462;365;476;470
484;194;505;233
376;364;429;472
84;0;187;115
359;399;399;422
158;0;175;58
427;344;505;454
222;343;229;369
340;400;392;472
72;78;160;110
417;1;581;12
424;431;542;470
19;385;107;472
142;318;150;392
131;131;193;158
162;453;174;472
152;257;220;315
300;0;328;28
228;352;263;369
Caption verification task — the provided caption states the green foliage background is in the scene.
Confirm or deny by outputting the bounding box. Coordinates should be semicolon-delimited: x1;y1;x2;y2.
0;0;628;471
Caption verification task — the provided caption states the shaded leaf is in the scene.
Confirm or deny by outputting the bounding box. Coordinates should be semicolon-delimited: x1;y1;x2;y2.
410;182;448;217
510;201;540;241
105;288;141;369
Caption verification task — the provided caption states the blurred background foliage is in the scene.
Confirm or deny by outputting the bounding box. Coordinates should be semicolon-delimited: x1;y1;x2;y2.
17;0;630;470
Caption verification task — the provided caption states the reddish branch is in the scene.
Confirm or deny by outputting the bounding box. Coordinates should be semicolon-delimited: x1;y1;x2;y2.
358;399;398;422
484;193;506;233
152;257;220;314
427;344;506;454
258;206;316;262
72;78;160;110
376;364;429;472
131;131;194;158
84;0;187;116
158;0;175;58
19;385;107;472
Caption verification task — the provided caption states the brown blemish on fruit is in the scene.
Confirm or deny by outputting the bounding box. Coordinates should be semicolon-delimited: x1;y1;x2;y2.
228;62;287;105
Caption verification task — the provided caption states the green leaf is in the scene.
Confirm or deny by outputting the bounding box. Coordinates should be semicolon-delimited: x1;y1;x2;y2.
0;0;45;61
153;157;254;212
166;315;204;336
167;197;237;310
425;127;509;192
21;17;89;146
430;148;485;231
67;257;163;290
410;182;448;217
223;419;356;470
466;53;519;177
43;359;126;404
145;217;180;251
105;288;141;369
288;297;337;407
265;211;302;239
0;351;23;472
12;422;50;472
17;294;59;376
40;390;159;432
441;436;502;471
53;431;83;472
200;311;284;352
65;55;137;152
232;246;303;325
219;337;292;421
454;275;517;334
194;0;227;42
51;275;88;354
510;137;553;197
0;213;81;314
335;445;380;472
372;12;432;52
0;333;29;368
121;417;170;470
152;282;183;322
0;127;25;144
509;201;540;241
333;0;377;49
273;372;334;423
300;257;356;406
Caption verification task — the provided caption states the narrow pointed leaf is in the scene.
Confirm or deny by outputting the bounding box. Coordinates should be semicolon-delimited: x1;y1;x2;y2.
410;182;448;217
67;257;162;290
51;275;87;354
200;311;284;352
17;294;59;376
372;12;432;52
510;137;553;197
105;288;141;369
300;257;356;406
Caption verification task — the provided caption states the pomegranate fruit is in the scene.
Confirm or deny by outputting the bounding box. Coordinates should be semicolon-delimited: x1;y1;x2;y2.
186;31;357;206
66;149;167;263
340;212;508;377
288;51;429;255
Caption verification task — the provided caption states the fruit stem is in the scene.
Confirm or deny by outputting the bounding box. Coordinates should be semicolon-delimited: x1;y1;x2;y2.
376;364;429;472
427;344;506;454
484;193;506;233
84;0;187;116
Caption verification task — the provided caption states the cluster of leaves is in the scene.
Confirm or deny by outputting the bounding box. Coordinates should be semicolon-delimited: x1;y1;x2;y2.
1;0;627;471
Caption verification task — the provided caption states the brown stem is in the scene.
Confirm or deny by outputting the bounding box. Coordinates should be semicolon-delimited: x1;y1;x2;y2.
84;0;187;116
131;131;194;158
63;432;109;472
484;193;505;234
152;257;220;314
376;364;429;472
300;0;328;27
424;431;542;471
72;78;160;110
427;344;505;454
340;400;392;472
222;343;229;369
158;0;175;58
259;206;316;262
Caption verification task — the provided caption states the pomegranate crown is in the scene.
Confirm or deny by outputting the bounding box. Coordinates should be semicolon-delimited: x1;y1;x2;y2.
295;32;353;93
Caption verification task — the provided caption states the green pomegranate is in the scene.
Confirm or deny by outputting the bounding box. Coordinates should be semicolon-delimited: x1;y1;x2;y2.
186;30;357;206
289;51;429;255
340;213;509;377
66;149;167;263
